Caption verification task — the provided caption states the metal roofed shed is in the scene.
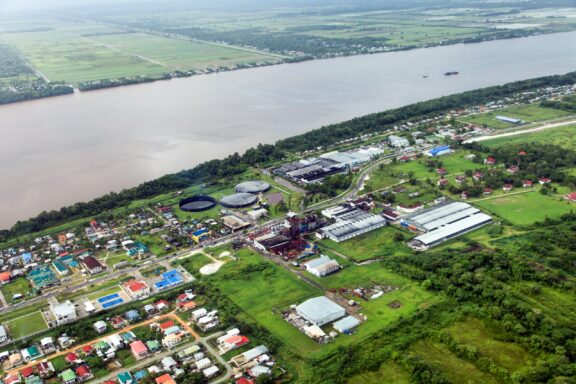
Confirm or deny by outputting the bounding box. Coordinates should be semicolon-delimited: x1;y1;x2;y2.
333;316;361;334
234;180;271;194
414;213;492;247
220;193;258;209
296;296;346;326
320;214;387;243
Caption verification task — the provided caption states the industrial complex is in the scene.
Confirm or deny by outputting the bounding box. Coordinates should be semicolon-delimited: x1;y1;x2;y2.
318;204;387;243
402;202;493;249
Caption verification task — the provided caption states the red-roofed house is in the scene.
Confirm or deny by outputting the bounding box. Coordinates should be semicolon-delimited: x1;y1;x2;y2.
472;171;483;182
502;184;513;192
159;321;175;331
21;366;34;378
4;373;21;384
155;374;177;384
539;177;552;185
522;180;533;188
36;361;55;378
65;352;80;364
110;316;126;329
437;178;449;187
483;187;493;195
506;165;519;174
564;192;576;202
82;345;94;355
220;335;250;352
236;378;255;384
80;256;104;275
485;156;496;165
121;280;150;300
177;301;197;312
76;365;93;381
0;271;11;285
436;168;447;175
130;341;149;360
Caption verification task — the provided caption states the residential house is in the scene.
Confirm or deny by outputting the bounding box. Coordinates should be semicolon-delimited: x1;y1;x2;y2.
59;369;76;384
506;165;519;174
195;357;212;370
82;345;94;356
4;373;22;384
94;321;107;334
80;256;104;275
7;352;23;368
0;324;9;342
130;341;149;360
472;172;483;182
125;310;141;323
21;346;42;361
485;156;496;165
155;300;170;312
117;371;134;384
75;365;92;382
203;366;220;379
162;332;187;349
0;271;11;285
40;337;56;354
161;356;178;371
539;177;552;185
177;301;197;312
146;340;160;353
110;316;126;329
36;361;55;378
502;184;513;192
65;352;80;365
522;180;533;188
155;374;176;384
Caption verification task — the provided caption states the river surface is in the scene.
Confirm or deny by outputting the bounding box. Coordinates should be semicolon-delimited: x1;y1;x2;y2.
1;31;576;228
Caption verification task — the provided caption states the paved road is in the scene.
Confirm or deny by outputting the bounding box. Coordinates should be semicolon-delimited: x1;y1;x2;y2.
463;116;576;143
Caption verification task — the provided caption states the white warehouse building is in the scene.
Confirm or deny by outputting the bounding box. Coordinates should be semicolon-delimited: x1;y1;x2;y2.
296;296;346;327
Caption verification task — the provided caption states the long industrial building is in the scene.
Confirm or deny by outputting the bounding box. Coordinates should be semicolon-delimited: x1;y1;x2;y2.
320;213;387;243
402;202;492;248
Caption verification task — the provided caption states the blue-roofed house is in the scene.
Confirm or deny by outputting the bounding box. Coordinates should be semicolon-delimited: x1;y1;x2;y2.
21;253;33;265
125;310;141;322
191;228;209;243
52;260;69;276
426;145;452;157
133;369;148;382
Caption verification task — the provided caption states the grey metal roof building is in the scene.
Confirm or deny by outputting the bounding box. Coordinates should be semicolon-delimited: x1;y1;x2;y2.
333;316;361;333
320;214;387;243
234;180;271;194
296;296;346;326
414;212;492;247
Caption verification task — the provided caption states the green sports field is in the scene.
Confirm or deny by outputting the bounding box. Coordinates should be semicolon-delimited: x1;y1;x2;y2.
6;311;48;339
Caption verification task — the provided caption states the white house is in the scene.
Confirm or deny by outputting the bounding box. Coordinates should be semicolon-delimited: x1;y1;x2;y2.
51;301;77;326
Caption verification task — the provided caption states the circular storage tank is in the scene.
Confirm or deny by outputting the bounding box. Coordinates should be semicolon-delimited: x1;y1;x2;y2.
179;195;217;212
220;193;258;209
234;180;271;194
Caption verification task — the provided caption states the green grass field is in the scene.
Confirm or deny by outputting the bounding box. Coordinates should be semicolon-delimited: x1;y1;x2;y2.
445;318;533;373
411;339;499;384
481;124;576;149
347;361;411;384
318;226;413;261
1;277;33;303
461;104;572;129
6;311;48;339
473;191;575;226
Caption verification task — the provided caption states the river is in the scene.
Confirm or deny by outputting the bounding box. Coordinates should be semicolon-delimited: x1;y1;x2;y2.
1;31;576;228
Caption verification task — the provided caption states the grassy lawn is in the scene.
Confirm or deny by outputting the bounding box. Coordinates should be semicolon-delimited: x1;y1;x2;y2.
445;318;533;373
460;104;572;129
385;151;486;181
411;339;499;384
481;124;576;149
347;361;411;384
177;252;213;275
6;311;48;339
473;190;575;226
1;277;33;303
318;226;413;261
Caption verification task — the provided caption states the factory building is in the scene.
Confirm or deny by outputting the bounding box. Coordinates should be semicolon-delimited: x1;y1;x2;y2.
319;204;386;243
402;202;492;248
296;296;346;327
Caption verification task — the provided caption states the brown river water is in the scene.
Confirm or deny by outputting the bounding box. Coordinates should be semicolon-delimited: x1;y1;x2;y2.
1;31;576;228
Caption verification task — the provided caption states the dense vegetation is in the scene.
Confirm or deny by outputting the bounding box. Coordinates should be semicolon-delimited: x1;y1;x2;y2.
3;70;576;240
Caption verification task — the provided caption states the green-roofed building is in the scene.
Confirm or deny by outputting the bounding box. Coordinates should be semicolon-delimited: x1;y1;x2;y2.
117;371;133;384
25;376;42;384
94;340;109;350
60;369;77;384
146;340;160;352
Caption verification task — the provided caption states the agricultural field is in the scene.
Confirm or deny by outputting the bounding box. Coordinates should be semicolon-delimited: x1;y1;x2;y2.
0;19;279;84
461;104;572;129
101;3;576;57
318;226;412;262
6;311;48;339
1;277;33;303
445;318;534;373
410;339;499;384
473;190;575;226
